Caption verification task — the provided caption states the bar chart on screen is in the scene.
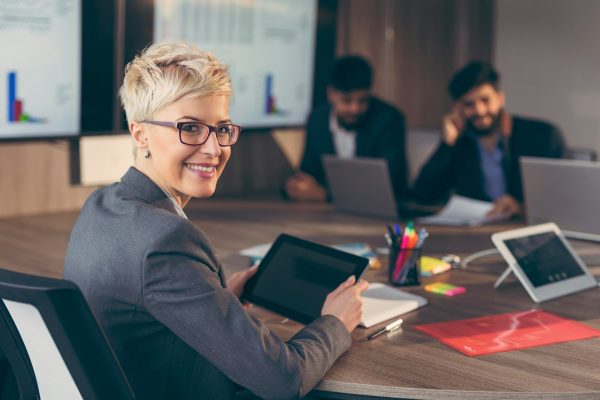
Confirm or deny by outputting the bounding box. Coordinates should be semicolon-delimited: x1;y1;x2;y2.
154;0;316;128
0;0;80;138
6;71;47;124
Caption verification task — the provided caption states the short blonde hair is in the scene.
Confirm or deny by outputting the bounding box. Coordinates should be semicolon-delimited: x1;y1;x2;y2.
119;41;232;124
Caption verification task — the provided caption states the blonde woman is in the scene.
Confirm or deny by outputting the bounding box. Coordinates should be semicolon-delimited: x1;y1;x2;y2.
64;42;368;399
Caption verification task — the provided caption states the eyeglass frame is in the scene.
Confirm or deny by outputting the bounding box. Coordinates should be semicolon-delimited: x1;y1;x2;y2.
140;120;243;146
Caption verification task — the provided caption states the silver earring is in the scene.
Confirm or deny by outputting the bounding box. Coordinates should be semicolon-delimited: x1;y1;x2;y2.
144;150;151;159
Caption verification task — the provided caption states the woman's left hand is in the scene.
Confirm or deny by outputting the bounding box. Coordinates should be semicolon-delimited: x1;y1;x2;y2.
227;265;259;299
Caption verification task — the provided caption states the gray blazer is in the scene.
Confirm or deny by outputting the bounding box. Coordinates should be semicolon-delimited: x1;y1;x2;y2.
64;167;351;399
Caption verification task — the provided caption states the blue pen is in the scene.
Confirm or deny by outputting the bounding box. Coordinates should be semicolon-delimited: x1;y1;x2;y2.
394;223;402;237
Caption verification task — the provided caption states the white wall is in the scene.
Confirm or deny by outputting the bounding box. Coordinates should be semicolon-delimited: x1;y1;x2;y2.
495;0;600;154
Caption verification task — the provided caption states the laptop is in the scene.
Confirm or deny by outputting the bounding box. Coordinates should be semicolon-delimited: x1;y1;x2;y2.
322;156;398;219
521;157;600;242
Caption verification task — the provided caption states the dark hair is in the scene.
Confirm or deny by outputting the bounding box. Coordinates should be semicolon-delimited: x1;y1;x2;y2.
448;61;500;100
330;55;373;92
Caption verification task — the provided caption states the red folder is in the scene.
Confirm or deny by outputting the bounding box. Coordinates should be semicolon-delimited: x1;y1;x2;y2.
415;309;600;356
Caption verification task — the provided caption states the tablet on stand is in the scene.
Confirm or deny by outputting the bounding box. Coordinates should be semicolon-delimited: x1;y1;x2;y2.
492;223;598;302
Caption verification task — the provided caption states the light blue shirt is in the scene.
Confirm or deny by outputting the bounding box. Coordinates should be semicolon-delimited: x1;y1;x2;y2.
477;133;506;200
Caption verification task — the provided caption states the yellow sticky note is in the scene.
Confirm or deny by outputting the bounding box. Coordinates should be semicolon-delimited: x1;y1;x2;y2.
420;256;451;277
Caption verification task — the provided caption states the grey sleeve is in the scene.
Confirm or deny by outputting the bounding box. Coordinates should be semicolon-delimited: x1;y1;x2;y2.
142;221;352;400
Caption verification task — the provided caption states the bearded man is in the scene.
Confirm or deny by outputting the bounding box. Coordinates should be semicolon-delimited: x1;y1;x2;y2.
413;61;565;219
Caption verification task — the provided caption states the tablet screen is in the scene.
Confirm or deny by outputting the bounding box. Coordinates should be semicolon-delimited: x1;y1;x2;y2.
504;231;585;287
243;234;369;324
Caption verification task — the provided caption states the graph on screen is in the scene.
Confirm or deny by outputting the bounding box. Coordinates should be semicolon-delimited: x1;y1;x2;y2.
154;0;317;128
0;0;80;138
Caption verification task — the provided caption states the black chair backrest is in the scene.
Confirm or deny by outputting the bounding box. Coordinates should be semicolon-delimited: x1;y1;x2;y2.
566;146;598;162
0;268;135;399
0;300;38;399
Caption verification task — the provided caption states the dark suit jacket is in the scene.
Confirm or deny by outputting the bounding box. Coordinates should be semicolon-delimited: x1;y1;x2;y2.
300;97;408;198
64;167;351;400
413;116;565;203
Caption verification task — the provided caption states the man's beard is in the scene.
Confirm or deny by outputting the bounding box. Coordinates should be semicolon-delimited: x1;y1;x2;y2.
466;111;502;137
337;114;366;131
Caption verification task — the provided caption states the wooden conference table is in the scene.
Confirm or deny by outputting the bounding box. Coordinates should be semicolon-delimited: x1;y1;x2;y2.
0;198;599;399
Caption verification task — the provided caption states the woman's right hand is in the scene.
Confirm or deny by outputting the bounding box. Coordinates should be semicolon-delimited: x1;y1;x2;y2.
321;276;369;332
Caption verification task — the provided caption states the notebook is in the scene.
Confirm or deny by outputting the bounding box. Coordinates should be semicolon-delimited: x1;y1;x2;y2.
360;283;428;328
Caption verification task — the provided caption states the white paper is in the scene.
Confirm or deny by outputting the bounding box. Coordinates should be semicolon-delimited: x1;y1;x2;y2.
418;195;497;227
360;283;428;328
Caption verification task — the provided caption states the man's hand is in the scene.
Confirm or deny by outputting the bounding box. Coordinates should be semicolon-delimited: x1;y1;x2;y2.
487;195;521;220
284;172;327;202
321;276;370;333
500;110;513;140
442;106;465;146
227;265;259;299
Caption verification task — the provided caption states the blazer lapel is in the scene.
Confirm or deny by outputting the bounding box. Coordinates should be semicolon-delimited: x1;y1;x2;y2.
121;167;176;214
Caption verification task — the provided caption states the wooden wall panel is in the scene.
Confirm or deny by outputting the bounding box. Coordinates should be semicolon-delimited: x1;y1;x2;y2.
392;0;456;126
0;141;95;218
214;130;297;197
336;0;494;128
336;0;390;98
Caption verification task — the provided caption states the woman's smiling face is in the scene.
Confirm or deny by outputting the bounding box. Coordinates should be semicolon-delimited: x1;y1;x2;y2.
135;94;232;201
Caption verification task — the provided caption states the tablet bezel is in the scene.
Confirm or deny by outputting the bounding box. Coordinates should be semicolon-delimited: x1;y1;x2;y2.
241;233;370;324
491;223;597;302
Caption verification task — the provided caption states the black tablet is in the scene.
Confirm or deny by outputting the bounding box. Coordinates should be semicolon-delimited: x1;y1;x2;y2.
241;234;370;324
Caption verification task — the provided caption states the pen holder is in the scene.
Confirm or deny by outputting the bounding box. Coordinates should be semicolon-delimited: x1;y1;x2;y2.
388;245;421;286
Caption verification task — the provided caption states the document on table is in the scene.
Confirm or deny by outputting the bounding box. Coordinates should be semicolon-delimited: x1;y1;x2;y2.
417;195;498;227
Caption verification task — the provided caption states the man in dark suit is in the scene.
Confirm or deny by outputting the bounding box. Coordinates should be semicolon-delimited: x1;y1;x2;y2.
285;55;408;202
413;61;565;219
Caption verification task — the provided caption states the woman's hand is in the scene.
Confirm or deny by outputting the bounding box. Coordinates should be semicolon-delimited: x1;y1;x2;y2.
321;276;370;332
227;265;259;299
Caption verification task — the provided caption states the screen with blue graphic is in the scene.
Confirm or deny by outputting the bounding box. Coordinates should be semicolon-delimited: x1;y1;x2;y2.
154;0;317;128
0;0;81;139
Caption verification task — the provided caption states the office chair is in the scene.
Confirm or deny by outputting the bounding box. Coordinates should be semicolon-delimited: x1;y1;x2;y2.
0;268;135;399
566;146;598;161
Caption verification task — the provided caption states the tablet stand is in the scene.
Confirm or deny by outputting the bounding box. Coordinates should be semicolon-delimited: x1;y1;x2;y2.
494;266;513;289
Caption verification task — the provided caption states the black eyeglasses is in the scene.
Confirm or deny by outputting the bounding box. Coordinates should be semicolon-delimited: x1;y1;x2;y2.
141;120;242;146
